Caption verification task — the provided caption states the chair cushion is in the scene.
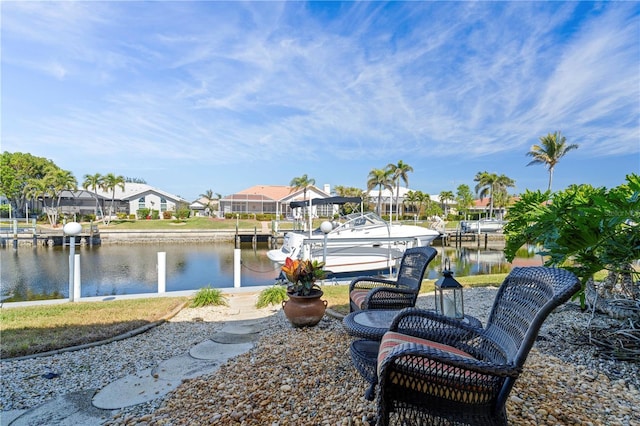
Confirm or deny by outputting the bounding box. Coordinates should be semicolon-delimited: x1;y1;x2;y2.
377;331;493;404
350;289;370;309
378;331;474;374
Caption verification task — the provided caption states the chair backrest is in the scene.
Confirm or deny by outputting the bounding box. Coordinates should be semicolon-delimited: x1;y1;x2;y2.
395;246;438;291
483;267;580;366
479;266;580;408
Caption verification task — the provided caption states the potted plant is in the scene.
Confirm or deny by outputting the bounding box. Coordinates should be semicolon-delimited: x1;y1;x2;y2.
281;257;328;327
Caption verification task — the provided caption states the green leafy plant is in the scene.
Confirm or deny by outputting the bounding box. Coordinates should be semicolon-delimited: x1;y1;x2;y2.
256;284;288;308
190;286;228;307
504;174;640;308
281;257;327;296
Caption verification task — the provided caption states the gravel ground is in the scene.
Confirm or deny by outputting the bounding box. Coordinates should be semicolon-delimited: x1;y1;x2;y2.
2;287;639;425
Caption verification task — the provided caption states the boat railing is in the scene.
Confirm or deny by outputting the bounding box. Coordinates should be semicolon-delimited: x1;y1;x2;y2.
299;235;423;262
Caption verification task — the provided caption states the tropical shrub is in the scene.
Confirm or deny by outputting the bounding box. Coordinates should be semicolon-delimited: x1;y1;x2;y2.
504;174;640;309
137;208;150;219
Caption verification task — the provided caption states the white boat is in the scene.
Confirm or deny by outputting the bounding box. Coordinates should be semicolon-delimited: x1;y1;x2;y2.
270;231;407;276
460;219;505;233
267;199;441;275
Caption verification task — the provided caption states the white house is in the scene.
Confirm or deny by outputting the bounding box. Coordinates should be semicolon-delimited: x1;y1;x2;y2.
49;183;187;218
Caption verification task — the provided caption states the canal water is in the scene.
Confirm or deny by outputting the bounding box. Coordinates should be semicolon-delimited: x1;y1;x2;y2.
0;242;542;302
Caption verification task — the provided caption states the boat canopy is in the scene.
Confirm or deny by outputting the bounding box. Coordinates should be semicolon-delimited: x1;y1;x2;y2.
289;196;362;209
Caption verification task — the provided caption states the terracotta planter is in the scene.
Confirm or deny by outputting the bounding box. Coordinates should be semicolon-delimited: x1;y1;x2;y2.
282;289;328;327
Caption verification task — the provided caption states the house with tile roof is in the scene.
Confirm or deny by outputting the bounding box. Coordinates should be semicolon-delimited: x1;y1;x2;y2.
219;184;333;218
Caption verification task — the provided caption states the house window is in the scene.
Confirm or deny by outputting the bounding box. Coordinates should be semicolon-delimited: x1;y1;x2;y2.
138;197;145;209
160;197;167;212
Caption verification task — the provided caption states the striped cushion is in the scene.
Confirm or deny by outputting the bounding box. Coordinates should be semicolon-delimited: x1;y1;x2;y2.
378;331;473;375
377;331;493;403
350;289;370;309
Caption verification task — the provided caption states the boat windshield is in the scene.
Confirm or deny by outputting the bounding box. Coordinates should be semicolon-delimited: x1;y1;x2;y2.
326;212;387;232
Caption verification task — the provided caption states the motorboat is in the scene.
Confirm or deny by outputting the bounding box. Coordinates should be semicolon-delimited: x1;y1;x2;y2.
270;231;406;276
460;219;505;233
267;197;441;276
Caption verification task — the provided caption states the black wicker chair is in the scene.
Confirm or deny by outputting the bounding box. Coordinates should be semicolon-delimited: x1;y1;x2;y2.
349;246;437;312
376;266;580;426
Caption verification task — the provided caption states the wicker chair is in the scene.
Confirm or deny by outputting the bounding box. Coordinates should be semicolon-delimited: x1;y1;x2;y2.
349;246;437;312
376;266;580;426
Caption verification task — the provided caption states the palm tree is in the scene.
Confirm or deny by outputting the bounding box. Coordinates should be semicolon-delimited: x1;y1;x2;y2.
290;174;316;226
438;190;455;218
366;168;393;216
199;189;215;216
404;190;421;219
386;160;413;222
49;168;78;222
290;174;316;203
24;178;51;225
387;160;413;220
101;173;125;225
526;131;578;191
474;171;497;218
83;173;105;220
474;172;514;219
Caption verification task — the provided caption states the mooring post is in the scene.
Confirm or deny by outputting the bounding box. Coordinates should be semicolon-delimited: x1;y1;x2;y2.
73;254;81;300
158;252;166;293
234;248;241;288
12;219;17;249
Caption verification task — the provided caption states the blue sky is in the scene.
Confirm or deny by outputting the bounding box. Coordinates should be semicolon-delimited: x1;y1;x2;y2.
2;1;639;201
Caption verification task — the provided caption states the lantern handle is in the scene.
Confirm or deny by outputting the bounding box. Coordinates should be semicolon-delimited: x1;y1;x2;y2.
443;257;451;272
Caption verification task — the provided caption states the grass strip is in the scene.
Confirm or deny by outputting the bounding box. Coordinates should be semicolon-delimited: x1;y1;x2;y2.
1;297;187;359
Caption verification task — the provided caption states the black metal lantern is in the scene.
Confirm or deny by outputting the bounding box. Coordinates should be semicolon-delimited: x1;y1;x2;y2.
435;258;464;319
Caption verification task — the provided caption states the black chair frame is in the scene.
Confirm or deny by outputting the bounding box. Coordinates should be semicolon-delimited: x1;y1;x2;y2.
349;246;437;313
376;266;581;426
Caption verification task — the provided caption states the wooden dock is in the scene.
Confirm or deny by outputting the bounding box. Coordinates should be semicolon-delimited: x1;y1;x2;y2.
0;220;101;248
439;231;505;248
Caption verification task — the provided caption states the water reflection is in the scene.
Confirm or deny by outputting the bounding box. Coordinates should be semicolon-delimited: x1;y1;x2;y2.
0;242;541;302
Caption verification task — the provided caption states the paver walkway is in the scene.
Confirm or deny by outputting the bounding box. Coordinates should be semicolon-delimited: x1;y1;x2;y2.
3;294;272;426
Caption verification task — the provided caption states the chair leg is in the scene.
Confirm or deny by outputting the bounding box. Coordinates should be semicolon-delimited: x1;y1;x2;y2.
365;383;376;401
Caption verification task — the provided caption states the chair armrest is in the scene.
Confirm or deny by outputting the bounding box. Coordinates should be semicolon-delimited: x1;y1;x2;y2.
362;286;417;310
349;277;399;292
378;342;520;382
389;308;484;346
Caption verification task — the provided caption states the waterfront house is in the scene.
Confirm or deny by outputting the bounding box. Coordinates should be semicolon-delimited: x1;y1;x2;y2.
219;184;333;218
43;183;188;219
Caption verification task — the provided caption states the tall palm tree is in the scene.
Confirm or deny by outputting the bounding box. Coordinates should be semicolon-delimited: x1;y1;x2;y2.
101;173;125;225
526;131;578;191
438;190;455;218
290;174;316;227
289;174;316;203
49;169;78;222
83;173;105;220
386;160;413;222
199;189;215;216
474;171;497;218
475;172;515;219
367;168;394;216
24;178;51;225
404;190;421;219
